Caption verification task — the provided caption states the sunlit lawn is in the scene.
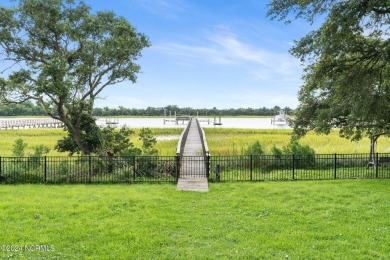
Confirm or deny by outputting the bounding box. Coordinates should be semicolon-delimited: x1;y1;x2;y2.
1;180;389;259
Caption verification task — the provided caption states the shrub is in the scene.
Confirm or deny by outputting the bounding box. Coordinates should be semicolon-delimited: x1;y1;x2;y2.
32;144;50;156
245;140;264;155
282;141;315;155
270;145;283;157
12;138;27;157
282;141;315;168
139;128;158;155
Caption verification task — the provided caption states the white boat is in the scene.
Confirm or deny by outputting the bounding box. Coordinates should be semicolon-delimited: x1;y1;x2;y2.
271;110;288;125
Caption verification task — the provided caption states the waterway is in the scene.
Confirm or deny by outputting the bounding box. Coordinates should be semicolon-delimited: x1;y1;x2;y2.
0;117;290;129
96;117;290;129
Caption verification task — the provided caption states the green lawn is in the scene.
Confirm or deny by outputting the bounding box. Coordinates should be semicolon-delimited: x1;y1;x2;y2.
1;180;389;259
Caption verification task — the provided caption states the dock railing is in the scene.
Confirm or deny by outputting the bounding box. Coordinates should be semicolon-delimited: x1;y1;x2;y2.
195;118;210;177
176;117;192;157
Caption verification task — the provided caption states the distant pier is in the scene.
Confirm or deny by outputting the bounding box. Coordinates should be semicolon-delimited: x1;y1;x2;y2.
0;118;64;129
163;116;215;125
164;116;192;125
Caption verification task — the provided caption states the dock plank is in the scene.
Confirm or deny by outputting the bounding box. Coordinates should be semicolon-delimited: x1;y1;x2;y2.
177;118;209;192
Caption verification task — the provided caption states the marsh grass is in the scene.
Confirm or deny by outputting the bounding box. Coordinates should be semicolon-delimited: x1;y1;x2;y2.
205;128;390;155
1;181;389;259
1;128;390;156
0;128;182;156
0;129;66;156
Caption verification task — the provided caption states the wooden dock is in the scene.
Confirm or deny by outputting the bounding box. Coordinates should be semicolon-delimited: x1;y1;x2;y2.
163;116;191;125
0;118;63;129
176;118;209;192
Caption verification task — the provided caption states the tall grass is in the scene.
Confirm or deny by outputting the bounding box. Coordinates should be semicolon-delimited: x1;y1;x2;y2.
0;129;66;156
205;128;390;155
1;128;389;156
0;128;182;156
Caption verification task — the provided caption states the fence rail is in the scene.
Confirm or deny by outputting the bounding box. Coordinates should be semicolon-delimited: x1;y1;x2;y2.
0;156;179;184
1;153;390;184
210;153;390;182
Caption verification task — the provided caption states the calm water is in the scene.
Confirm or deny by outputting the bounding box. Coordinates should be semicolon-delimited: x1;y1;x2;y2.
96;117;290;129
0;117;290;129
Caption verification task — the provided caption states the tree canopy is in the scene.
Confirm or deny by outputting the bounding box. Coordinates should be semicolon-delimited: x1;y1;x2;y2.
268;0;390;141
0;0;150;154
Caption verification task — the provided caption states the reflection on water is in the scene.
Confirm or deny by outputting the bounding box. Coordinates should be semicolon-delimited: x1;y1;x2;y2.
96;117;291;129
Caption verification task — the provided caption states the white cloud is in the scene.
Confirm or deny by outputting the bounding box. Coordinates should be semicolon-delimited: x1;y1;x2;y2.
153;31;301;79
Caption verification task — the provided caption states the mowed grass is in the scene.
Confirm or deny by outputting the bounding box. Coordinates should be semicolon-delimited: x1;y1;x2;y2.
205;128;390;155
1;180;389;259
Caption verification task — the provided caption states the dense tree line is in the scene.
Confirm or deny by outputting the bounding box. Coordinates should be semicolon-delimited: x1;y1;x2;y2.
0;101;47;116
92;105;294;117
0;102;294;117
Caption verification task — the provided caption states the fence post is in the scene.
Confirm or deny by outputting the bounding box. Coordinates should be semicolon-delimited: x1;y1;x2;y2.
44;156;47;184
132;156;136;183
0;156;2;181
292;154;295;180
334;153;337;179
215;164;220;182
176;155;180;182
375;153;379;178
88;156;92;183
250;155;253;181
206;154;210;178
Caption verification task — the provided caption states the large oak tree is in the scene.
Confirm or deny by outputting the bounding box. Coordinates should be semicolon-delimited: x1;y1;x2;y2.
0;0;150;154
268;0;390;148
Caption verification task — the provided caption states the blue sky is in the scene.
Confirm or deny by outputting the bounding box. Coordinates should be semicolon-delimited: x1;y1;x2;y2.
6;0;318;109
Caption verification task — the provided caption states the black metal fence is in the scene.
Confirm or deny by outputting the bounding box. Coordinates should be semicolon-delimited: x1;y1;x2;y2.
1;153;390;184
0;156;179;184
209;153;390;182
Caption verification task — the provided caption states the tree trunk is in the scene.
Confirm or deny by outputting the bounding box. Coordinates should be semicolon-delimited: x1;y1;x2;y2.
57;107;90;155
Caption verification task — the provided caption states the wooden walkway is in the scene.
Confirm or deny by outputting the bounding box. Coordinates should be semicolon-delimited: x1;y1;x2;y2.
176;118;209;192
0;118;63;129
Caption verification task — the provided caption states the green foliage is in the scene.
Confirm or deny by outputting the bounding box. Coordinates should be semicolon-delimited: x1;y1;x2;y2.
0;0;150;154
92;105;294;117
12;138;28;157
270;145;283;157
282;141;315;168
56;117;145;156
0;101;47;116
55;113;101;155
139;128;158;155
32;144;50;157
281;141;315;155
268;0;390;141
244;140;264;155
100;126;141;156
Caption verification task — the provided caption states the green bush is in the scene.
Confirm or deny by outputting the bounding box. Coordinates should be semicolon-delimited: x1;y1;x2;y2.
282;141;315;155
282;141;315;169
245;140;264;155
12;138;27;157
